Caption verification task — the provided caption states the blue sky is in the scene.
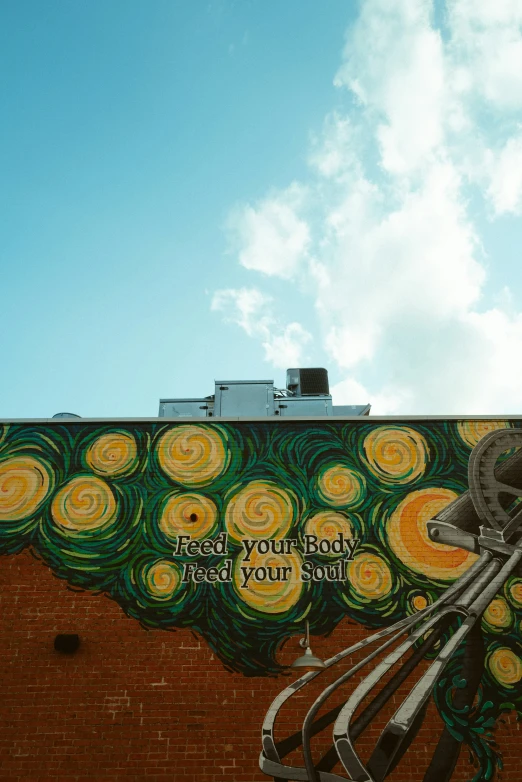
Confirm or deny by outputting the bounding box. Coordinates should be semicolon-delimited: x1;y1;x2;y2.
2;0;522;417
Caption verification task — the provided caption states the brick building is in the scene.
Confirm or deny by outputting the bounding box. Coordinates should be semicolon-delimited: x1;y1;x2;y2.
1;376;521;781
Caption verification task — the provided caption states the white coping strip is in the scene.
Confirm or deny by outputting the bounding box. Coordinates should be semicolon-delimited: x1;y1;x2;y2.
1;415;522;424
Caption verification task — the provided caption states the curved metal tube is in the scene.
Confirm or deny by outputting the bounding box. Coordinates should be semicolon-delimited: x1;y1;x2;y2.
334;548;522;782
261;551;493;780
300;552;492;781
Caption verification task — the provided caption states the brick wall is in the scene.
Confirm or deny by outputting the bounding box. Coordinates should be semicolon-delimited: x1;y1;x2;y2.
1;549;520;781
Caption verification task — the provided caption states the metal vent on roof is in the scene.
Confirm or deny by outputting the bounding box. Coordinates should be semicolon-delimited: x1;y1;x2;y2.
286;368;329;396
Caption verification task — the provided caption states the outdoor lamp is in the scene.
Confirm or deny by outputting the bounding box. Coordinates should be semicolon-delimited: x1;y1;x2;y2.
290;620;326;671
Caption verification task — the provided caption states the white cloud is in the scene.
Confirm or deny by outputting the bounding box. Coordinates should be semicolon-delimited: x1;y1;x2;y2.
316;160;485;373
485;132;522;215
214;0;522;414
459;308;522;411
211;287;312;368
447;0;522;111
308;113;361;180
210;287;272;337
326;322;381;370
334;0;446;175
226;184;310;279
331;376;412;415
262;323;312;369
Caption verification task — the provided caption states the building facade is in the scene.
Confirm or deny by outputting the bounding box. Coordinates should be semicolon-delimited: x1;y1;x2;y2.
1;416;522;781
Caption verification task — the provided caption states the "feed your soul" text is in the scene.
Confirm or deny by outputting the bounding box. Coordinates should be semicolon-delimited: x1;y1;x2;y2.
173;533;360;586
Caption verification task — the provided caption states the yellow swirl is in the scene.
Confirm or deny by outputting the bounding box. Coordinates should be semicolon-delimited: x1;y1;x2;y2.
157;425;229;486
159;493;218;541
86;432;138;477
145;560;182;600
487;647;522;687
304;511;354;557
387;487;478;580
508;579;522;608
411;594;429;611
225;481;295;543
233;549;303;614
483;597;513;632
457;420;510;449
0;456;53;521
348;553;392;600
317;465;365;508
51;476;117;532
363;426;428;484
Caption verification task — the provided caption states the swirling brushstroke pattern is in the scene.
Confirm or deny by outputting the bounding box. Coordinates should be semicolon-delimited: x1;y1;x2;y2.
363;425;428;484
304;511;355;556
51;475;117;532
85;431;138;477
386;487;478;580
316;464;366;507
0;455;53;524
0;418;520;782
225;480;296;542
159;492;218;541
157;424;229;486
232;548;304;614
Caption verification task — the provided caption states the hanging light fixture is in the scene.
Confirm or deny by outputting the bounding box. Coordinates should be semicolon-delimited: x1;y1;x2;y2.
290;620;326;671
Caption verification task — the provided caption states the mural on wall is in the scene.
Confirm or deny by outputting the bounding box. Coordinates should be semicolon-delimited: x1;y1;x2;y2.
0;418;521;782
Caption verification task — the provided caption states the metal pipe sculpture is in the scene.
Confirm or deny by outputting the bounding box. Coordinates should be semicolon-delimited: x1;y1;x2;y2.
260;429;522;782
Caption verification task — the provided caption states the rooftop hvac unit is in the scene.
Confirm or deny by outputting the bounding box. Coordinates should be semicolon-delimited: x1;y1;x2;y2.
286;368;329;397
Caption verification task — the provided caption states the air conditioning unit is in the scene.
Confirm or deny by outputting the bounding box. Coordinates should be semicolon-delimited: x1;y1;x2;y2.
286;368;329;396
